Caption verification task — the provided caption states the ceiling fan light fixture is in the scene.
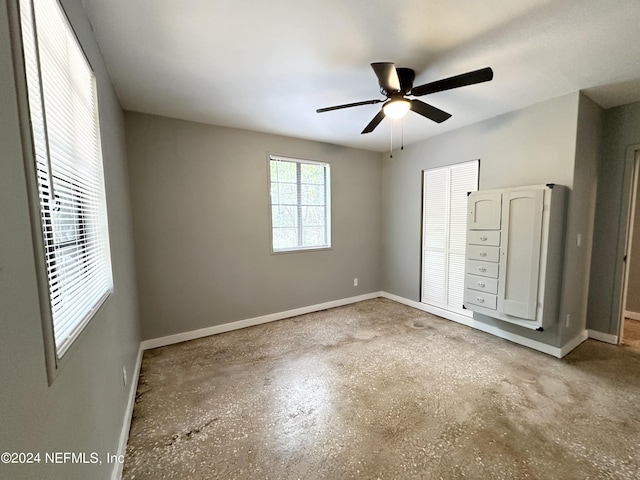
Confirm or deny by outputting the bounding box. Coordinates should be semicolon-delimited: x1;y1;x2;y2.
383;99;411;119
317;64;493;134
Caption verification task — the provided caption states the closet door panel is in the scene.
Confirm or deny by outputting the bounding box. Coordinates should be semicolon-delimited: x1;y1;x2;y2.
421;168;448;307
447;253;466;311
422;250;446;307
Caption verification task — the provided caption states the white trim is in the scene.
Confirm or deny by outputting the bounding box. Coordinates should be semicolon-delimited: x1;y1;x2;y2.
268;154;331;253
111;346;143;480
384;292;474;325
559;330;589;357
619;152;640;343
380;291;585;358
140;292;382;350
612;147;640;346
138;292;596;356
624;310;640;321
588;329;619;344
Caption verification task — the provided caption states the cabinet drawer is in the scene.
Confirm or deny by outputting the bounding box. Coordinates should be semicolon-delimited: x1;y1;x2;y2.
467;230;500;246
466;259;499;278
467;245;500;263
465;289;498;310
465;274;499;294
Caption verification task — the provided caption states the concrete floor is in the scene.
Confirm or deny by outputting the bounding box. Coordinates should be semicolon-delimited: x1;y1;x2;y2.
124;298;640;479
622;318;640;348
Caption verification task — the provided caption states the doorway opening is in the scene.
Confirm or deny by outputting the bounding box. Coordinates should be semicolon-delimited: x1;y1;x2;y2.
619;150;640;349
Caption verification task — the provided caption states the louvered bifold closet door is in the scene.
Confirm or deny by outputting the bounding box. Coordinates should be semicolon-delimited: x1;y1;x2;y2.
421;167;448;308
421;161;478;315
447;162;478;314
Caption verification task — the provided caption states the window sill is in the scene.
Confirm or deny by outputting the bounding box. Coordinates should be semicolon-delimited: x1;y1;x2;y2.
271;246;332;255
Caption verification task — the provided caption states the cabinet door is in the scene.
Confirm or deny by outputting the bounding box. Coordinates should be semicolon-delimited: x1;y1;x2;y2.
499;189;544;320
467;192;502;230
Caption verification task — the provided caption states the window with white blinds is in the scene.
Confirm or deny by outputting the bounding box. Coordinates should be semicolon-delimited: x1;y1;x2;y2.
421;160;478;315
269;155;331;252
20;0;113;359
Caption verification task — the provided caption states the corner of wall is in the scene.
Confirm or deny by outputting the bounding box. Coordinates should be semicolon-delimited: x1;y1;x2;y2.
558;91;604;346
586;101;640;336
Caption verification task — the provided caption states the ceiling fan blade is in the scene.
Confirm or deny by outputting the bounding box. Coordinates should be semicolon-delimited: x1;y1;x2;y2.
361;110;386;134
411;67;494;97
410;99;452;123
316;99;382;113
371;62;401;94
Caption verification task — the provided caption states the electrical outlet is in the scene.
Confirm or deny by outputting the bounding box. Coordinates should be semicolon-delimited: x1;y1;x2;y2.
566;314;571;328
122;365;128;387
353;278;358;287
577;233;582;247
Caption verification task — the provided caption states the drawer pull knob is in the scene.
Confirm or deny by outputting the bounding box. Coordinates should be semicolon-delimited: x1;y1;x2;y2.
480;236;487;241
476;297;485;303
478;267;486;272
480;252;487;257
477;282;485;288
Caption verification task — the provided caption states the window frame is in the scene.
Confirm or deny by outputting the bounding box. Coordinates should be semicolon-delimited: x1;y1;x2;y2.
268;154;332;254
12;0;113;383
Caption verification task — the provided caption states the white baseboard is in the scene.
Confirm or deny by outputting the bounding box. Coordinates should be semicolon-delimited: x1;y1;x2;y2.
140;291;594;356
111;346;143;480
560;330;589;357
624;310;640;321
588;329;618;344
380;291;475;324
380;291;585;358
140;292;382;350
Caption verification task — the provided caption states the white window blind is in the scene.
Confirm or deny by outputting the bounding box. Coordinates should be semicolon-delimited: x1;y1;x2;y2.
421;160;478;315
20;0;113;358
269;155;331;252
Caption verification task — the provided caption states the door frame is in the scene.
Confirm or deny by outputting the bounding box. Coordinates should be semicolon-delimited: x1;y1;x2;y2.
614;145;640;341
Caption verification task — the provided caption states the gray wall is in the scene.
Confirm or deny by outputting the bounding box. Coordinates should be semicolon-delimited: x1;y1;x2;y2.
559;93;603;345
125;112;382;340
626;173;640;314
381;92;600;348
0;1;140;479
587;101;640;335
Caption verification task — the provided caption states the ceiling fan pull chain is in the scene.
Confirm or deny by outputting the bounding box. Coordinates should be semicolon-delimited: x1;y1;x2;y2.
390;121;393;158
401;117;404;151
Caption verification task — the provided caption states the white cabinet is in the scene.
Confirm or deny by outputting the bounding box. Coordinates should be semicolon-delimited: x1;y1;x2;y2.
463;184;566;330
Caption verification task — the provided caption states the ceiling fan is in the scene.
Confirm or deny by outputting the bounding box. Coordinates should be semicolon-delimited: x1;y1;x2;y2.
316;63;494;134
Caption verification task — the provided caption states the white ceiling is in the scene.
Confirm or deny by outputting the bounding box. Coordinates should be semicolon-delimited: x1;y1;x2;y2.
81;0;640;152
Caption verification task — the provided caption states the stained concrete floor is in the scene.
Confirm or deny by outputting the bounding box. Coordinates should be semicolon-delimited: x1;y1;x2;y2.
124;298;640;479
622;318;640;349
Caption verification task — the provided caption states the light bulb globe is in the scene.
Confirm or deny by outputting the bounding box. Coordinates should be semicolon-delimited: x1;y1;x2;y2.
383;99;411;119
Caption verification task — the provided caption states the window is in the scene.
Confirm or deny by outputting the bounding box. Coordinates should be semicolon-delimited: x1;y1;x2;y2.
269;155;331;252
20;0;113;360
421;160;479;316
